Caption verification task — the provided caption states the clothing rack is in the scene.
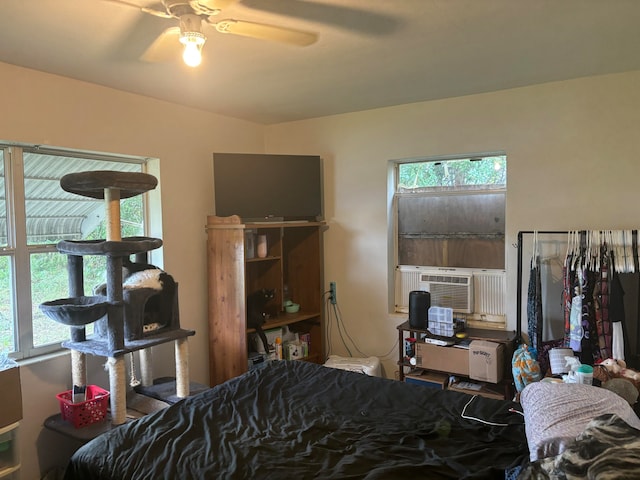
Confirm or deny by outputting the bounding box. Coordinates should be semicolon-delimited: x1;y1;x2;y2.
516;230;640;367
516;230;569;344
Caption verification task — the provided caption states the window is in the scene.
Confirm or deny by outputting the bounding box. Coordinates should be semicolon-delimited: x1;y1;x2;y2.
390;154;507;324
0;144;154;359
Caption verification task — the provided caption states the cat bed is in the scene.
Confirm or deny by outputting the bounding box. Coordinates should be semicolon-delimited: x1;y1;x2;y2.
40;296;110;327
57;237;163;256
60;171;158;199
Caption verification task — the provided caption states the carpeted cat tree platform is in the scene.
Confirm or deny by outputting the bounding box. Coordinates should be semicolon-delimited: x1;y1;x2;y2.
40;170;195;425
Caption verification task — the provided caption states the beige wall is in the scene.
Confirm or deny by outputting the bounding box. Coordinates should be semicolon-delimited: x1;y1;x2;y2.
3;60;640;478
0;61;265;479
264;70;640;378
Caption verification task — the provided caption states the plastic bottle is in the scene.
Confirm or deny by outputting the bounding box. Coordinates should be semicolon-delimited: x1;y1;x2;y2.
275;337;283;360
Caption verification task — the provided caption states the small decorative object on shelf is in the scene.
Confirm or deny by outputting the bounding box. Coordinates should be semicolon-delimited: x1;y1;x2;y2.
257;234;268;258
244;230;256;259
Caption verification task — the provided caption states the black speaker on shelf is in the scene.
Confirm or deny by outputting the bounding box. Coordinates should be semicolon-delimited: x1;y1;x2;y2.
408;290;430;329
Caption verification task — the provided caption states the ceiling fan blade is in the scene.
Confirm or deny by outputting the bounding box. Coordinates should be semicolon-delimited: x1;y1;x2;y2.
141;26;182;62
212;19;318;46
240;0;398;35
189;0;239;14
102;0;172;18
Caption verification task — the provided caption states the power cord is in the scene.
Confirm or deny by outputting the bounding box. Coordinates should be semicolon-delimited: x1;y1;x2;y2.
460;395;523;426
324;293;397;360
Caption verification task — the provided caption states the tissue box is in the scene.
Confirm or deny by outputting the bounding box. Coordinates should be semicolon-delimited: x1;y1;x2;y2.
286;342;304;360
469;340;504;383
0;367;22;427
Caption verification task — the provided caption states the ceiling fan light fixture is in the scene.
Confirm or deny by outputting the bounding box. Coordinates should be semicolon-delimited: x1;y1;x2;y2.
179;31;206;67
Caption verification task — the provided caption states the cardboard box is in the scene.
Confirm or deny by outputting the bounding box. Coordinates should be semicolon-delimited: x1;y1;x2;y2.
0;366;22;427
405;370;449;389
468;340;504;383
415;342;469;376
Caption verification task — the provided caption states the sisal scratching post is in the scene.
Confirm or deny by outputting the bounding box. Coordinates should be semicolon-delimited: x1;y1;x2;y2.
104;187;121;242
108;357;127;425
140;348;153;387
175;338;189;398
105;187;127;424
71;350;86;388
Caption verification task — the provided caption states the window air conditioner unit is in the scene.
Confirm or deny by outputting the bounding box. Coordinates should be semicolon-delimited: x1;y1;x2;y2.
418;270;474;314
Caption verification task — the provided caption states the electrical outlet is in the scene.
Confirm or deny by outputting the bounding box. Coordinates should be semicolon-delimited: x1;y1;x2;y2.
329;281;337;305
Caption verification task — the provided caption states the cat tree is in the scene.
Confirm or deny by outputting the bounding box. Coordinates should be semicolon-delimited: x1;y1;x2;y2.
40;171;195;425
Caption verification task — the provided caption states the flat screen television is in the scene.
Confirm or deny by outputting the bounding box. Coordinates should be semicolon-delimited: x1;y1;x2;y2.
213;153;323;222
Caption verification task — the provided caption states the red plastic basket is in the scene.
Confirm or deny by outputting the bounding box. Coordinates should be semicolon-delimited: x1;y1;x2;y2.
56;385;110;428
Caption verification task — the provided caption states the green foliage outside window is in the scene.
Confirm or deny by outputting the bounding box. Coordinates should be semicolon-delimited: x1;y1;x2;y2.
398;156;506;191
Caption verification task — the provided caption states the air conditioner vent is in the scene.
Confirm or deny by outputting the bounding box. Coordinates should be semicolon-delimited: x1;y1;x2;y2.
420;274;470;285
418;271;473;313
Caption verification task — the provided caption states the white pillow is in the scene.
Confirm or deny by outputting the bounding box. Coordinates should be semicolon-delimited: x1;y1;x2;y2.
520;382;640;461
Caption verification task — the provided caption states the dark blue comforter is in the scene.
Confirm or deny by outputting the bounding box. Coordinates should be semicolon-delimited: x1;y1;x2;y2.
64;361;528;479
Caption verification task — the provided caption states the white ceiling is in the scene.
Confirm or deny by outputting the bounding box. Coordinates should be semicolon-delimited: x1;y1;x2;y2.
0;0;639;125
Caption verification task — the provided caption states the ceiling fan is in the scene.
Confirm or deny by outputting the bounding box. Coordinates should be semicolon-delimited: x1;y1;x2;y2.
103;0;318;67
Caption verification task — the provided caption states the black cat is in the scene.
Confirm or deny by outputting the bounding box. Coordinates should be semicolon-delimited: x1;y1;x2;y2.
247;288;275;354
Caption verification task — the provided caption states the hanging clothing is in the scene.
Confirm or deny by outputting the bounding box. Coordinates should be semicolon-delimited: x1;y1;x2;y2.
569;284;583;352
562;256;574;348
527;257;543;360
525;230;638;366
609;270;626;361
579;268;598;365
612;322;625;360
593;250;612;362
568;256;586;353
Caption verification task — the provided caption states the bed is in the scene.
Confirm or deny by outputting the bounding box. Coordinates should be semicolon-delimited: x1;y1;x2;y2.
63;360;640;480
64;360;529;479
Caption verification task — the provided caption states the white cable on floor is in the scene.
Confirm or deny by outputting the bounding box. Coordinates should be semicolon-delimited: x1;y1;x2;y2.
460;395;520;426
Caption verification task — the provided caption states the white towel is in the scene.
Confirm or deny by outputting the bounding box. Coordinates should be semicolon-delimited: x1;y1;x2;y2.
612;322;625;361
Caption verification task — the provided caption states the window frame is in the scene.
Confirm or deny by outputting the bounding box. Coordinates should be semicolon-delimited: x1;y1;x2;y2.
1;143;157;360
388;152;507;316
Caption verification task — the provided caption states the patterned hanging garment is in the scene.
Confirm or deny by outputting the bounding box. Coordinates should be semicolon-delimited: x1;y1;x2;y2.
579;267;598;365
569;267;583;352
594;248;612;362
